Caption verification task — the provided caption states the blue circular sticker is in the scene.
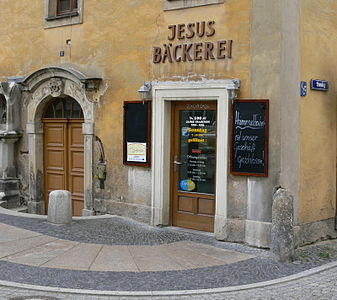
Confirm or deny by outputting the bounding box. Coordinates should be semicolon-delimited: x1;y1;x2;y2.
180;179;196;191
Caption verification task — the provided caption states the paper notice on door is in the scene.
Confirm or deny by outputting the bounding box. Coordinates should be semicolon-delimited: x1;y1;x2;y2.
127;142;147;162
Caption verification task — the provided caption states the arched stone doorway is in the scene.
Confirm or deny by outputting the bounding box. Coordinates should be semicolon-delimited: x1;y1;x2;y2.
20;66;101;215
42;97;85;216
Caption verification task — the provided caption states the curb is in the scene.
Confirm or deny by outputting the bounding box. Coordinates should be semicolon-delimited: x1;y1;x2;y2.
0;260;336;297
0;206;114;220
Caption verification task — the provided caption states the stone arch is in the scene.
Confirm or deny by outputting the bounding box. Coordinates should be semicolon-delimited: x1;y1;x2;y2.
21;66;102;215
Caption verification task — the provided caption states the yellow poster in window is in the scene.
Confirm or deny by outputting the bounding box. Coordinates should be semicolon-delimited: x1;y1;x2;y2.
127;142;147;162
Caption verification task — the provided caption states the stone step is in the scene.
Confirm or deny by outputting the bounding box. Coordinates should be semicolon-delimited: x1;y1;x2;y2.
7;205;28;213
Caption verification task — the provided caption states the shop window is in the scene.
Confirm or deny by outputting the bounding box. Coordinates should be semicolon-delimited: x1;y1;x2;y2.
44;0;83;29
164;0;224;10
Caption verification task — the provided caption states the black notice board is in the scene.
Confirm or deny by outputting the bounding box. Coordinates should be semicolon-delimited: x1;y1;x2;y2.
123;101;151;167
230;100;269;176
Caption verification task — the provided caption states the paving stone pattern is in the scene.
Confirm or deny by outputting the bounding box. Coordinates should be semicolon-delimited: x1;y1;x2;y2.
0;265;337;299
0;213;188;246
0;213;269;256
1;212;337;298
0;258;311;291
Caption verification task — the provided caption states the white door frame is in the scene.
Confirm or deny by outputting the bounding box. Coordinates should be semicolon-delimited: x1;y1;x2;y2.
151;80;240;237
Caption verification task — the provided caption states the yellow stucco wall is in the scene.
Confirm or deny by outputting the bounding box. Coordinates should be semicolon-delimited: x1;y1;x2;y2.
300;0;337;223
0;0;251;207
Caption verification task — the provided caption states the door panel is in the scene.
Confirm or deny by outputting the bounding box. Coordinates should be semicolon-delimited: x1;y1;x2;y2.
177;196;194;213
198;197;215;216
43;119;84;216
171;102;217;232
46;127;65;146
70;152;84;170
71;176;84;194
46;150;65;170
44;122;67;211
69;125;84;147
68;122;84;216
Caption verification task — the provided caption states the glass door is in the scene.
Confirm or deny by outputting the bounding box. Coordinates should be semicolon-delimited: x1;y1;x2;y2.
171;101;216;232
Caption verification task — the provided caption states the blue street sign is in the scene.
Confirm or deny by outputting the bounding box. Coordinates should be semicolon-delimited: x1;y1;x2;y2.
300;81;307;97
311;79;329;91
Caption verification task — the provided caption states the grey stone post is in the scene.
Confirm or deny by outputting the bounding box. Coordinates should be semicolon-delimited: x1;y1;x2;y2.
47;190;72;224
271;188;295;262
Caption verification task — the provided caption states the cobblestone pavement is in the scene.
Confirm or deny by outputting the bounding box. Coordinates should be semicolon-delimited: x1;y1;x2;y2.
0;263;337;299
1;210;337;299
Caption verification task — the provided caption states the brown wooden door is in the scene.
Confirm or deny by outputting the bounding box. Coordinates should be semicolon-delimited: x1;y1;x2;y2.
43;119;84;216
171;101;217;232
67;121;85;215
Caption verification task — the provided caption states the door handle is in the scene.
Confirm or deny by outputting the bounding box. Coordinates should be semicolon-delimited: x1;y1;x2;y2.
173;156;182;172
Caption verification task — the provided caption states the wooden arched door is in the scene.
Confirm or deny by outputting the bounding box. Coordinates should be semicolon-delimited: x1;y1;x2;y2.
42;97;84;216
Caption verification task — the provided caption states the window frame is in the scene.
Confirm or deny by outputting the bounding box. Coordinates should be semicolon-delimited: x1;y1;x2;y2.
44;0;83;29
164;0;225;10
57;0;78;16
123;101;152;168
43;97;84;119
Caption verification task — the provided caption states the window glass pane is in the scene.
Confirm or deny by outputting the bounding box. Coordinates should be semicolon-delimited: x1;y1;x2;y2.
74;0;78;9
54;100;64;118
72;101;81;118
178;109;216;194
44;99;82;119
64;99;72;118
44;104;55;118
59;0;71;12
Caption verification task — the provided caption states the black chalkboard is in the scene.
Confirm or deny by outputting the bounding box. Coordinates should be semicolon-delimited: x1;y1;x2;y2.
123;101;151;167
230;100;268;176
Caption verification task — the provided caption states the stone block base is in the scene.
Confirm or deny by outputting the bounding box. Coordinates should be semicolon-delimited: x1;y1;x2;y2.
245;220;271;248
0;179;20;208
27;200;45;215
82;208;95;216
94;198;151;224
214;216;245;242
294;218;337;247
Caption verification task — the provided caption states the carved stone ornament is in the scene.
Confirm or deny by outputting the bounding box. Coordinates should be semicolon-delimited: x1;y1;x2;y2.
48;78;64;97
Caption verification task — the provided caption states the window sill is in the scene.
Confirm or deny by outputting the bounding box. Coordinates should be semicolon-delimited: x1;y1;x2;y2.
164;0;225;11
44;11;82;29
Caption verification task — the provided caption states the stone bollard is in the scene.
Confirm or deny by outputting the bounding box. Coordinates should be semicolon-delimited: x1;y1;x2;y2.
47;190;72;224
271;188;295;262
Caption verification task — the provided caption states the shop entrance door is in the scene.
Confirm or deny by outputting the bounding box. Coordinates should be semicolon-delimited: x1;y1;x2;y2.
42;98;84;216
171;101;217;232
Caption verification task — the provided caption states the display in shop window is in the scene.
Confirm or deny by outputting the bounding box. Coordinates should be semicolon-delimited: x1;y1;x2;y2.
178;108;216;194
127;142;147;162
123;101;151;167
